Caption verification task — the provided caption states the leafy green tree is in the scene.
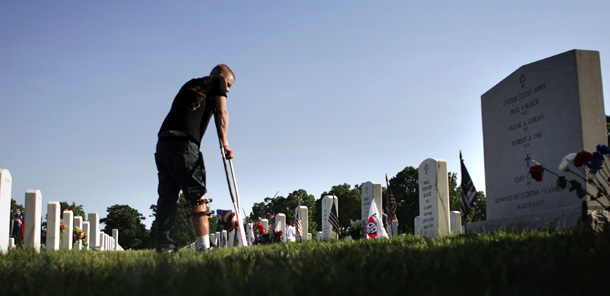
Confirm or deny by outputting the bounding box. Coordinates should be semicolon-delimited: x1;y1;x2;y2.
448;172;461;212
387;166;419;234
10;199;24;214
468;192;487;222
319;184;361;231
450;186;487;224
250;200;270;221
101;204;149;250
60;201;86;218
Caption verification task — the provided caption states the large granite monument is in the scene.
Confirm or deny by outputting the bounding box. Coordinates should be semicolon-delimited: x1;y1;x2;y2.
473;49;606;232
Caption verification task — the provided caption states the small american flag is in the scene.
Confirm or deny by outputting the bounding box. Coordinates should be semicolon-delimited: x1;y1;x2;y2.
385;174;398;217
295;208;303;238
329;202;340;234
460;152;479;218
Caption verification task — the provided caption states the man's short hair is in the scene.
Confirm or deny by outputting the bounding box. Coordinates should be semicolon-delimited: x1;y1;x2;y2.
210;64;235;80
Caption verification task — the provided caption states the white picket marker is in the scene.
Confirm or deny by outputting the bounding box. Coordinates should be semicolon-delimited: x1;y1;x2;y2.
24;190;42;252
61;210;74;250
0;169;12;254
47;201;61;251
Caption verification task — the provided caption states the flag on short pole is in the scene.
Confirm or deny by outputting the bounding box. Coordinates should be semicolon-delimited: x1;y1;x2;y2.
366;200;388;239
329;202;340;235
460;151;479;218
385;174;398;220
270;214;277;230
295;207;303;238
217;209;238;231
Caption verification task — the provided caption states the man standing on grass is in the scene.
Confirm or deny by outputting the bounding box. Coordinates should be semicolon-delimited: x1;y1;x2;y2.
154;64;236;252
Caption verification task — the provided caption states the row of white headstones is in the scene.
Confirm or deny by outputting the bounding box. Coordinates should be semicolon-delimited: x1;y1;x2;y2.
187;181;409;248
0;168;122;253
184;210;314;249
2;157;460;253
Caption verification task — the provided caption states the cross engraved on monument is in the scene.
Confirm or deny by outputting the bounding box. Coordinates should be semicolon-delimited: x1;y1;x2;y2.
519;74;526;88
481;49;606;222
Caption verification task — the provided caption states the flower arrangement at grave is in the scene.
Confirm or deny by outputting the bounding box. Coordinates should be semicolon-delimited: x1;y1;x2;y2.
58;208;72;235
73;226;87;247
528;144;610;212
348;219;363;239
252;221;282;245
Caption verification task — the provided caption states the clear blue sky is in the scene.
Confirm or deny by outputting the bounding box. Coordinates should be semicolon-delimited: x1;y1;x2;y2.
2;1;609;228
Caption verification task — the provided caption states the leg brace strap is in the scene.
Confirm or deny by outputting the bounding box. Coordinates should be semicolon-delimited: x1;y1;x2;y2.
186;198;213;218
189;198;212;205
187;210;214;218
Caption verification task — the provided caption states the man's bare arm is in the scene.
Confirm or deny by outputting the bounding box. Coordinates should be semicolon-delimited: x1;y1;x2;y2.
215;95;234;159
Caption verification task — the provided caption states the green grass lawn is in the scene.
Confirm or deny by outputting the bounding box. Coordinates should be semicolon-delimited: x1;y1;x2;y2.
1;230;608;296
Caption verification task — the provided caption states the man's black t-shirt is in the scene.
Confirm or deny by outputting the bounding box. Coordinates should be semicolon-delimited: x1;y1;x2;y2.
159;76;227;146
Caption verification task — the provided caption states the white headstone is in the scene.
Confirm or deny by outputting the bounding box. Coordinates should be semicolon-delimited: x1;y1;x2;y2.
295;206;309;241
112;229;119;251
235;228;243;247
321;195;339;241
24;190;42;252
227;230;234;247
220;230;227;248
46;201;61;251
259;218;268;234
414;216;421;235
82;221;90;250
0;169;12;254
88;213;100;250
276;213;286;242
450;211;463;234
361;182;383;230
317;231;322;240
245;223;253;245
215;231;220;246
210;233;217;247
61;210;74;250
99;233;103;251
480;49;607;229
74;216;83;250
418;158;450;238
74;216;83;228
8;238;14;250
307;233;312;241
